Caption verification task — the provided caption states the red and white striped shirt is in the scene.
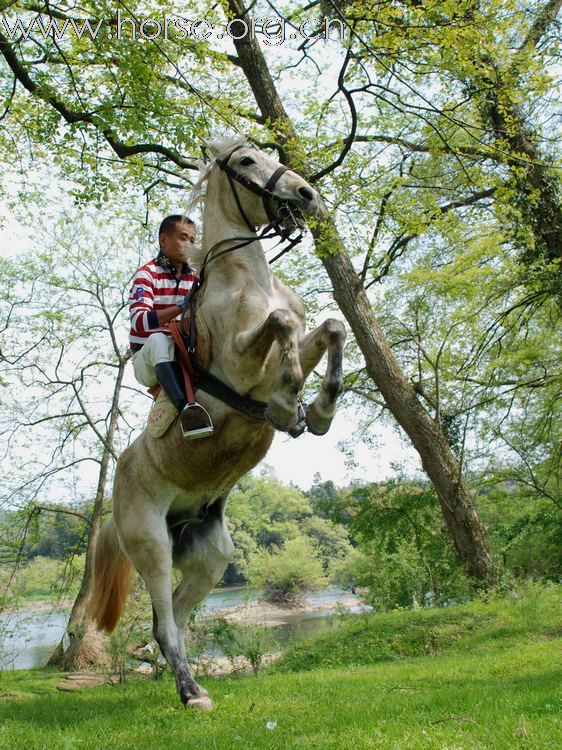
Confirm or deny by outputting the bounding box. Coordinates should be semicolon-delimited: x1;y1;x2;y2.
128;258;198;349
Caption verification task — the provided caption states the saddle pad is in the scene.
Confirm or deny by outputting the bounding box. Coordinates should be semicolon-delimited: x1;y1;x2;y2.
148;389;177;438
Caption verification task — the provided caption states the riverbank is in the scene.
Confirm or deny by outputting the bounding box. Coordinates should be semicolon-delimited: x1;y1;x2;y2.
9;586;363;620
1;587;364;670
214;589;364;626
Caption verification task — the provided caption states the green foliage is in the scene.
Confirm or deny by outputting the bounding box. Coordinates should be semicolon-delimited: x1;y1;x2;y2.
16;555;84;601
338;481;471;610
305;476;343;520
478;482;562;581
224;475;353;587
272;581;561;673
247;536;325;604
207;617;275;676
24;506;88;561
328;546;364;592
298;516;353;575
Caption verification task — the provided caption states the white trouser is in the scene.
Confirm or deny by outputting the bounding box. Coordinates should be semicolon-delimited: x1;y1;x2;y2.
132;333;175;387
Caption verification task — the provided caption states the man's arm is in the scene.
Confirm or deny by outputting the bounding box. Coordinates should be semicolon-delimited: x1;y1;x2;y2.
155;305;182;326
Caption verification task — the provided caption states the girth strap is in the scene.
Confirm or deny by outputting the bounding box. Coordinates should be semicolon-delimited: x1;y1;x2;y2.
194;365;269;422
170;321;269;421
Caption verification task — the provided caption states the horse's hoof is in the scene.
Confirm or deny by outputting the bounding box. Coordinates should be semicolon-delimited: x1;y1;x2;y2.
187;695;213;710
305;406;333;436
306;421;330;436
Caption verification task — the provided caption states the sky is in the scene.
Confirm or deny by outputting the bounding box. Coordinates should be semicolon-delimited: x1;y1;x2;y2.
262;410;420;489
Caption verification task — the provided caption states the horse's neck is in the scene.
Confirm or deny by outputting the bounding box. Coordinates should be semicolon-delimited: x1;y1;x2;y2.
202;206;273;293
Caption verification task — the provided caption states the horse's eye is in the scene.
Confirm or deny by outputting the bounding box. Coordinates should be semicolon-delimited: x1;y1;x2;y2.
240;156;255;166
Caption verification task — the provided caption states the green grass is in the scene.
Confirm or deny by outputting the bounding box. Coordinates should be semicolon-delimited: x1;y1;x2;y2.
0;584;560;750
272;581;562;672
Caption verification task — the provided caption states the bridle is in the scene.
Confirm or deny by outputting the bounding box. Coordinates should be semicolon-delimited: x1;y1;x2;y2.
181;144;314;350
216;143;305;238
198;144;308;276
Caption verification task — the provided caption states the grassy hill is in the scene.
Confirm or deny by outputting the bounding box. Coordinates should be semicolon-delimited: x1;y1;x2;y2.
0;584;560;750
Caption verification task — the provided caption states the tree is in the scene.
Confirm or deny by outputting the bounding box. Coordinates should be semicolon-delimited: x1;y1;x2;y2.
0;209;144;667
223;0;501;581
225;475;313;581
1;0;560;590
340;481;472;609
247;535;325;604
306;475;343;520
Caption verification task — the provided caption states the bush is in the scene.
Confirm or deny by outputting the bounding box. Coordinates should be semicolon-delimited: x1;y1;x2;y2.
247;535;325;604
210;617;274;675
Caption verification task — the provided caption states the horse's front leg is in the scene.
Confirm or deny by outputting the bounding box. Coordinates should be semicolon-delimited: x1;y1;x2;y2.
298;318;346;435
235;308;303;430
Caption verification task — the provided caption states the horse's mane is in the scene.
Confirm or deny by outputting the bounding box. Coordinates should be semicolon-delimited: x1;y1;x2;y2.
184;135;250;269
185;135;248;217
206;134;247;160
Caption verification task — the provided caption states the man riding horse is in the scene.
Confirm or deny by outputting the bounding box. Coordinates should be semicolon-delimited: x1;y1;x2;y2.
90;138;346;709
129;215;212;438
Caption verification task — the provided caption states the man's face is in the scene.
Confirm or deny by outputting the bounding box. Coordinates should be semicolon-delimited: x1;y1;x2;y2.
160;220;195;264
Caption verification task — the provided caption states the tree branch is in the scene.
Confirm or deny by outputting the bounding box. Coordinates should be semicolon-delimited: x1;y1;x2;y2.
0;29;199;170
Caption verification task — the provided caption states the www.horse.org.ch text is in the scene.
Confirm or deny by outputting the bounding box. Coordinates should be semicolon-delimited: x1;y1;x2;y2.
1;12;347;45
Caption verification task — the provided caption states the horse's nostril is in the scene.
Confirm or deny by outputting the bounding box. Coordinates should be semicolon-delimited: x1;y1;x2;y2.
298;187;314;202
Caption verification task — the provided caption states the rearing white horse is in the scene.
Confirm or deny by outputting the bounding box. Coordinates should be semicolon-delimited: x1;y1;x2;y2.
89;136;346;708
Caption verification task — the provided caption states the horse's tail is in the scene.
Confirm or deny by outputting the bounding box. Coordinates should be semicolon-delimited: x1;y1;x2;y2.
88;516;132;633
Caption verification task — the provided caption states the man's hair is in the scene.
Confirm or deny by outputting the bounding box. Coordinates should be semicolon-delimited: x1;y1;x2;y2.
158;214;194;242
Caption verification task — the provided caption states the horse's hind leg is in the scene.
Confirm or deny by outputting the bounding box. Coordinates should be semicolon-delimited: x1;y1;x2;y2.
171;495;234;632
115;501;204;707
298;318;346;435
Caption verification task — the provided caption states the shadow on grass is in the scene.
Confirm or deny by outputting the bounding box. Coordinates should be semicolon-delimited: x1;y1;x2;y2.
0;674;182;729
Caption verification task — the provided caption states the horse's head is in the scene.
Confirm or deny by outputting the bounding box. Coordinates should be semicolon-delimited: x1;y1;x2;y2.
205;137;323;233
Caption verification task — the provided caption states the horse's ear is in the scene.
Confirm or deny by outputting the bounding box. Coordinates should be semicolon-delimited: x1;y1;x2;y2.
204;135;246;160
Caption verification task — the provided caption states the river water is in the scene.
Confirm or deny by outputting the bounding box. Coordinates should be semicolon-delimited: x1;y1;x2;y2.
0;587;364;670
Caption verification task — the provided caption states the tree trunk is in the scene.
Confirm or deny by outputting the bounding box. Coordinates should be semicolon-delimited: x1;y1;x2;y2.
225;0;495;584
47;355;128;668
317;234;494;580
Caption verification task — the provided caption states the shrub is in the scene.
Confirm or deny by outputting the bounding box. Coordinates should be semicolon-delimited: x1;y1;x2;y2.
247;535;325;604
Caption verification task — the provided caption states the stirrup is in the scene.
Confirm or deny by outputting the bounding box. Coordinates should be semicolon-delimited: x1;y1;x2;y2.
179;402;214;439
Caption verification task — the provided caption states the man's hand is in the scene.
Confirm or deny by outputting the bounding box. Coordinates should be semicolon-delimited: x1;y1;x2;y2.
156;303;184;326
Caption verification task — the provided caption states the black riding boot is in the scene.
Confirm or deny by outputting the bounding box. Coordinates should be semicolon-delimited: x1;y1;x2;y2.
154;361;214;439
154;361;187;413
